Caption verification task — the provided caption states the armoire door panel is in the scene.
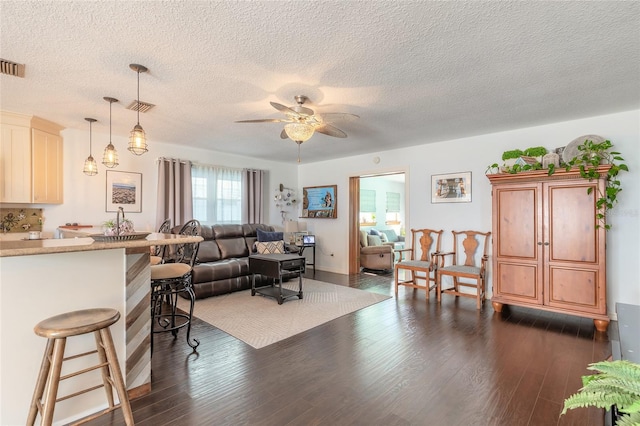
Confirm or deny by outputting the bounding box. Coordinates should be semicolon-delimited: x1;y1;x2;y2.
496;262;541;303
546;184;598;264
496;185;539;259
546;267;599;310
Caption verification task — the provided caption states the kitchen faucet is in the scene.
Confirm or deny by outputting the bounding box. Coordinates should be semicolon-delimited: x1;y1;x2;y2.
116;206;124;236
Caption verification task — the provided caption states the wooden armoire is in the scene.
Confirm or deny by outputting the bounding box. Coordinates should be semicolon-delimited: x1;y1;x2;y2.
487;166;610;332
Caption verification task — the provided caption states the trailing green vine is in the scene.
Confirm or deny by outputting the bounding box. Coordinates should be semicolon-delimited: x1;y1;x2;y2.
564;139;629;230
487;139;628;230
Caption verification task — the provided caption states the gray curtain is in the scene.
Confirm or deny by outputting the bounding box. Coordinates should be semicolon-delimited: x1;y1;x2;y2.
242;169;264;224
156;158;193;230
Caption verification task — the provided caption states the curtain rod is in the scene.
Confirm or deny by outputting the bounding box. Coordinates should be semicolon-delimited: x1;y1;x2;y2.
156;157;263;172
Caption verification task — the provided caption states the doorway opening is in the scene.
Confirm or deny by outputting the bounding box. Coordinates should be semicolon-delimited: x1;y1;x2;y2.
348;172;406;274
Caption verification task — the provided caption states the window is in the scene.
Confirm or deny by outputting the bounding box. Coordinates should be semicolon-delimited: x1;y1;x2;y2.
192;165;242;224
360;189;377;225
386;191;401;224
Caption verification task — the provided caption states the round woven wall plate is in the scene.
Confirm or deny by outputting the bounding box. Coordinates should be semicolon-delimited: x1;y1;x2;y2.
562;134;605;163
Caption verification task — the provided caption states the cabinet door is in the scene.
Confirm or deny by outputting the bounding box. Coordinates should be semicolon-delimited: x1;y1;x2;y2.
543;180;606;314
492;182;544;304
0;124;31;203
32;128;63;204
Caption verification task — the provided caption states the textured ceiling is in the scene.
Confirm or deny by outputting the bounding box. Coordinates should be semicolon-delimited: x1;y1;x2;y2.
1;1;639;164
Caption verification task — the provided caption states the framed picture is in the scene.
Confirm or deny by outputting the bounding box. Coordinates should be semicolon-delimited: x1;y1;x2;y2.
301;185;337;218
106;170;142;212
431;172;471;203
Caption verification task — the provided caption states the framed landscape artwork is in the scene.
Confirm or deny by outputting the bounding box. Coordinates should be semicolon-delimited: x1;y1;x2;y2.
431;172;472;203
106;170;142;212
301;185;337;218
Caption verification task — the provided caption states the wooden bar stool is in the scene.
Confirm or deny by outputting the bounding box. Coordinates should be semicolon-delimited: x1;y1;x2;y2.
27;308;134;426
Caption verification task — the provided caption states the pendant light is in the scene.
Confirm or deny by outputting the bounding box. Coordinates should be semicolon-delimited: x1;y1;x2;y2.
102;97;119;168
284;122;314;163
128;63;148;155
83;118;98;176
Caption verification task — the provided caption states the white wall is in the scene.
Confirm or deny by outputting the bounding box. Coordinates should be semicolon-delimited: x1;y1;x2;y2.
298;109;640;315
33;129;298;233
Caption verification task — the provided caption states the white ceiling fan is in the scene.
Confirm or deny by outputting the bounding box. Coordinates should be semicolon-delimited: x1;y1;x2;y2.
236;95;359;161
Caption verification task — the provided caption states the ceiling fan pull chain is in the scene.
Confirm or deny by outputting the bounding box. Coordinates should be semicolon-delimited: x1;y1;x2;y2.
297;142;301;163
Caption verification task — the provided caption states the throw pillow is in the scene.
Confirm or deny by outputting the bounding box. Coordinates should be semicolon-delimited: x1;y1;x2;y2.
379;233;389;243
256;229;284;242
369;228;381;236
255;240;285;254
367;235;382;246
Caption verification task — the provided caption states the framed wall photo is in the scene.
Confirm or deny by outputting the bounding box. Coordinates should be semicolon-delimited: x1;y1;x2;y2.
106;170;142;212
431;172;471;203
301;185;337;218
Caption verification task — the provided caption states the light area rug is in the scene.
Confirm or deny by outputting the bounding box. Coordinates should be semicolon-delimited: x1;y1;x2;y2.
177;278;390;349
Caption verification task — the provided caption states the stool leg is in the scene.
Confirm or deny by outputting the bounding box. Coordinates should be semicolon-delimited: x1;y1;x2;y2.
184;280;199;350
94;330;115;408
42;338;66;426
27;339;55;425
100;327;135;425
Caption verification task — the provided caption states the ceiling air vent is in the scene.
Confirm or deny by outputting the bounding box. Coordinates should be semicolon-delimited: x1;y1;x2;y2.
126;100;155;113
1;59;25;78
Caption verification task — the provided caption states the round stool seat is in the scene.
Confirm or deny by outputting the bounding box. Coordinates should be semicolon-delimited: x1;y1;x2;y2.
34;308;120;339
151;263;191;280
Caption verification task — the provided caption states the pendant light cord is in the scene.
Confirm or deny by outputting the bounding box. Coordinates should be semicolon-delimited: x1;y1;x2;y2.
136;69;140;125
89;120;93;154
109;99;112;139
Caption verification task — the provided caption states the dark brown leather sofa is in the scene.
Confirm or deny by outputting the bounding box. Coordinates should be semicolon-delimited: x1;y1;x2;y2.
172;223;293;299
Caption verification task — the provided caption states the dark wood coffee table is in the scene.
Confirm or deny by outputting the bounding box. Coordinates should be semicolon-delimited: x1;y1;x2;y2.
249;254;305;304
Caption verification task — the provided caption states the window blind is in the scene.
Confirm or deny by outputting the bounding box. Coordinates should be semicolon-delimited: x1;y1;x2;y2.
360;189;376;212
386;192;401;212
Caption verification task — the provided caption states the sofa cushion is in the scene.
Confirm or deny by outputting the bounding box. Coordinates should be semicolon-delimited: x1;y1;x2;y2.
360;230;369;248
256;229;284;242
380;229;403;243
255;240;285;254
192;258;250;282
367;235;382;246
217;237;249;258
196;240;222;263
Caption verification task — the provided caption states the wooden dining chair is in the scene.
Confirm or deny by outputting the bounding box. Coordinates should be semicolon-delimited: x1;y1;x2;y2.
394;228;443;299
436;230;491;309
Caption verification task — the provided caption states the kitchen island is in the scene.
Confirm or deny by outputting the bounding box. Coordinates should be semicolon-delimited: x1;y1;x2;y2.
0;232;202;425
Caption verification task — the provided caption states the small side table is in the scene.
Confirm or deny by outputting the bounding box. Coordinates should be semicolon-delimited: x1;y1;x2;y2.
250;254;305;304
297;243;316;273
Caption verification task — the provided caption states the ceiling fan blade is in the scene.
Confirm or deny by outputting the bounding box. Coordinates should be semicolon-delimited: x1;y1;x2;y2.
315;112;360;122
270;102;302;117
280;128;289;139
235;118;289;123
315;123;347;138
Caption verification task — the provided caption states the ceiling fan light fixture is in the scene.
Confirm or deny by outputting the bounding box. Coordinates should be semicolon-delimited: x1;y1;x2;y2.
83;117;98;176
284;122;314;142
128;64;149;156
102;97;119;168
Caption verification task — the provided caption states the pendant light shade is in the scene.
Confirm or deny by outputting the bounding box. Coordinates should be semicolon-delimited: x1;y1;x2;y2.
128;64;148;155
284;122;314;142
102;97;119;168
83;118;98;176
284;122;314;162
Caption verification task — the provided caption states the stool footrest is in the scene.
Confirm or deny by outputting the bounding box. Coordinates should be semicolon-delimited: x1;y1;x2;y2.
56;383;104;403
59;360;110;381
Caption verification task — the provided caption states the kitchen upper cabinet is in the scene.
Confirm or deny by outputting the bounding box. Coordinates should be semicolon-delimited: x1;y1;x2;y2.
487;167;609;332
0;111;64;204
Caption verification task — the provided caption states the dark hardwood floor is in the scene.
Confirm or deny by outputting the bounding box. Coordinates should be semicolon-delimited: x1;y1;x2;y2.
85;270;614;426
